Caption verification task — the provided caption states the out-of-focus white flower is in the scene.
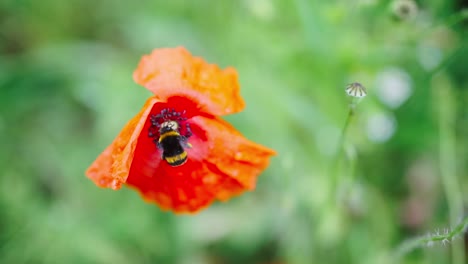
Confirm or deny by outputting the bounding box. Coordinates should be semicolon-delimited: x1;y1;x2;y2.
375;67;412;109
366;113;397;143
345;82;367;98
244;0;275;21
391;0;418;21
340;182;368;218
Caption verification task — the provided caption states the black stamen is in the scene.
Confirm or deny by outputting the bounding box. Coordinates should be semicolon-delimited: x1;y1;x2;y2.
148;108;192;147
185;123;192;138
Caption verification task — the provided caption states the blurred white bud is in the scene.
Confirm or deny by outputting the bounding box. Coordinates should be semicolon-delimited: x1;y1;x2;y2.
375;67;412;109
391;0;418;21
345;82;367;98
366;113;397;143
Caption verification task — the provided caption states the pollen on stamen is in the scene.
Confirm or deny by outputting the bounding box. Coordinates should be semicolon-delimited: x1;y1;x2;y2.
148;108;192;142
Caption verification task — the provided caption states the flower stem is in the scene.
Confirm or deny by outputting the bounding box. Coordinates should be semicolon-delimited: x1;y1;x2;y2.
338;108;354;158
434;74;465;264
392;217;468;259
330;106;355;191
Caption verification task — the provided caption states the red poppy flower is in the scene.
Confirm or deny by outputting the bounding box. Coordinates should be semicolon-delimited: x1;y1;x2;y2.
86;47;276;213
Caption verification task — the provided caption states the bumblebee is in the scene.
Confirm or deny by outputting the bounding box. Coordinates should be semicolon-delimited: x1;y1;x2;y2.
158;121;191;167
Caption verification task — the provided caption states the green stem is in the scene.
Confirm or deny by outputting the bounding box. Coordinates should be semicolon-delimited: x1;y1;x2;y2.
392;217;468;260
435;74;465;264
330;107;354;191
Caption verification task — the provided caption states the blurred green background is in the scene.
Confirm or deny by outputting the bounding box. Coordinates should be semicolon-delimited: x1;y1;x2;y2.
1;0;467;263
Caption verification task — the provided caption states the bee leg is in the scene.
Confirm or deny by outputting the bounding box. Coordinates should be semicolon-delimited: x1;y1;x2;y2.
156;140;162;149
180;136;192;149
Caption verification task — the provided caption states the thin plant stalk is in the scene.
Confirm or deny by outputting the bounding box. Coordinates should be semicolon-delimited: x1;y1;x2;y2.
330;84;366;192
330;107;354;190
392;217;468;260
434;74;465;264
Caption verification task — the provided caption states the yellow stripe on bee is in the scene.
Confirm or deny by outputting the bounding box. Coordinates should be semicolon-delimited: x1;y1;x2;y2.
158;130;180;142
165;151;188;165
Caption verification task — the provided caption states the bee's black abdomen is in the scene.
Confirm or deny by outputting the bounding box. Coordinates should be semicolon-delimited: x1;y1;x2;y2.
160;133;188;167
160;135;184;156
149;112;192;167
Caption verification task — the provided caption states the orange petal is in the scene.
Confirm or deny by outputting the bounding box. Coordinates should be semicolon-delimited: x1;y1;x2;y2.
125;112;247;213
133;47;244;116
85;97;160;190
125;114;275;213
190;115;277;190
126;158;246;213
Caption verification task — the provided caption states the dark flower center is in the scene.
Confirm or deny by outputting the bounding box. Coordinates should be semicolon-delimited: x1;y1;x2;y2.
148;108;192;143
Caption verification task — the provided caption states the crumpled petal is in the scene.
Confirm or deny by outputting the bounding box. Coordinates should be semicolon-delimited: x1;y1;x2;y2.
87;47;276;214
126;159;246;213
86;97;160;190
133;47;244;116
124;112;276;213
190;115;277;190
